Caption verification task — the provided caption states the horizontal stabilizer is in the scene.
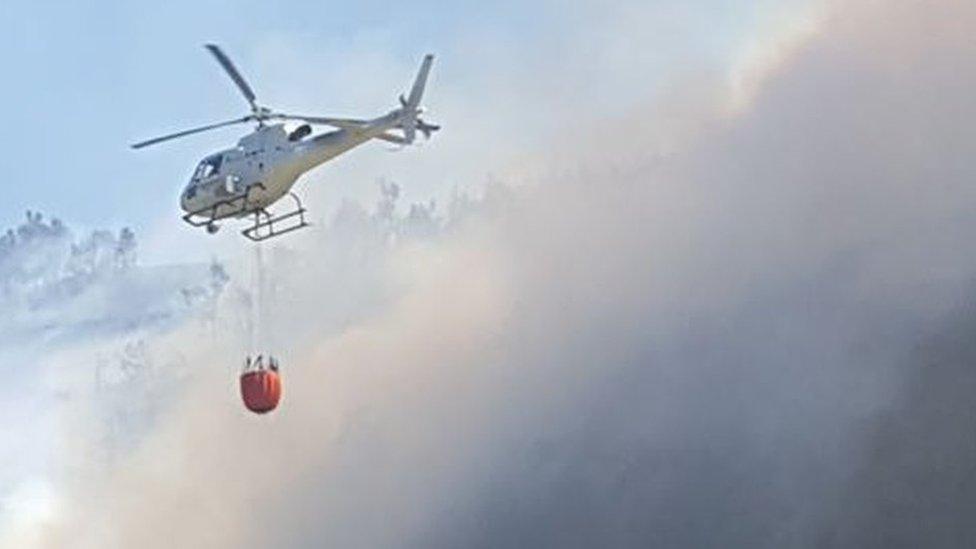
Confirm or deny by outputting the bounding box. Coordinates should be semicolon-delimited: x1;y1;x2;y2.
375;132;410;145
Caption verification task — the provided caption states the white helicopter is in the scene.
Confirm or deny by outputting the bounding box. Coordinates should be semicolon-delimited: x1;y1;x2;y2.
132;45;439;241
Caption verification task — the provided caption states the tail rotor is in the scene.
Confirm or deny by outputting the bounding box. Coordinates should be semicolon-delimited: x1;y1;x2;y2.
398;54;439;144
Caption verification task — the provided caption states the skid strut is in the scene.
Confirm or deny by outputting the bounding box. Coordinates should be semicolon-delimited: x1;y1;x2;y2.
241;193;310;242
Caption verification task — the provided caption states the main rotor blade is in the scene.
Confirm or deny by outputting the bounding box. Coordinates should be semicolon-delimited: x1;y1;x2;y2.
131;117;250;149
205;44;257;110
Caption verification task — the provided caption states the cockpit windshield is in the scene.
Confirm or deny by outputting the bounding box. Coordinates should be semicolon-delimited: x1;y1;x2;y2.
192;154;223;181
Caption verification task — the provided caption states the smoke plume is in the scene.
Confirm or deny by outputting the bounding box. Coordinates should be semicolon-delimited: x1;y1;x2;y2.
7;1;976;547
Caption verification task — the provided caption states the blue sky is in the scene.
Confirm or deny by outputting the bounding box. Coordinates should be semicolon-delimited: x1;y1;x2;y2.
0;0;805;256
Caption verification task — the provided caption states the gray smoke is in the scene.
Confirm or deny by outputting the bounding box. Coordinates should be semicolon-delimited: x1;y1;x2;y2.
0;212;230;547
11;0;976;547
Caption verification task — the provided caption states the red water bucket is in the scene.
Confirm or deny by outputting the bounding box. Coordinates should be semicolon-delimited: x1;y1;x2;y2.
240;369;282;414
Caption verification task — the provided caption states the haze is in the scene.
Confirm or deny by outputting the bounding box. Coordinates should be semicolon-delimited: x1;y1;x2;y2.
2;1;976;547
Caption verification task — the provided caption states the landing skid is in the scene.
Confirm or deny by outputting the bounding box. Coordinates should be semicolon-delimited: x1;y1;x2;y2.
182;184;310;242
183;183;264;228
241;193;309;242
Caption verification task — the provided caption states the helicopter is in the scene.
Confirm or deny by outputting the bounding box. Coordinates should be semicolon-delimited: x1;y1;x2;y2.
132;45;439;241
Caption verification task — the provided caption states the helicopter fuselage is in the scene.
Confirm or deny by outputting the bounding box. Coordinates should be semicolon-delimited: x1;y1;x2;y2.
180;112;400;221
134;46;438;240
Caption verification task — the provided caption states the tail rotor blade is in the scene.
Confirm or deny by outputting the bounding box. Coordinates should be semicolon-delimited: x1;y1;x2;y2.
417;120;440;139
403;120;416;144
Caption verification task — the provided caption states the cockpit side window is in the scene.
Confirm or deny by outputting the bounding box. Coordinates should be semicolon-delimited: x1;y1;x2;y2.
192;155;223;180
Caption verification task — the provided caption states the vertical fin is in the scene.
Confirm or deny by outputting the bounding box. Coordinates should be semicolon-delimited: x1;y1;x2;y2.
400;54;435;144
406;54;434;109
